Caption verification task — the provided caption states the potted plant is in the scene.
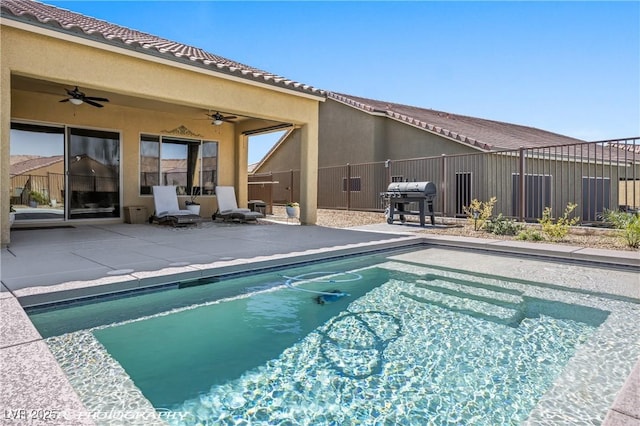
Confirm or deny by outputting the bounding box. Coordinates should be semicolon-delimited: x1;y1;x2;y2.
185;188;201;215
285;202;299;218
29;190;47;208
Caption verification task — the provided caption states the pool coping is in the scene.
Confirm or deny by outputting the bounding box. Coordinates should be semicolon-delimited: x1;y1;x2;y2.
10;233;640;309
13;235;422;308
1;234;638;425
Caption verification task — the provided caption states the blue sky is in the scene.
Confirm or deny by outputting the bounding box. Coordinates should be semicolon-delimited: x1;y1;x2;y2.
44;1;639;164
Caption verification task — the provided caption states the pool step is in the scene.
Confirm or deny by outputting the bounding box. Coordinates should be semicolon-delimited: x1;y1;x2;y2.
401;277;526;326
415;275;524;309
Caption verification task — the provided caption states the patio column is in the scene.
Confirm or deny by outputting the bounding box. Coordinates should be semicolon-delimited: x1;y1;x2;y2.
299;122;318;225
235;132;249;208
1;66;10;246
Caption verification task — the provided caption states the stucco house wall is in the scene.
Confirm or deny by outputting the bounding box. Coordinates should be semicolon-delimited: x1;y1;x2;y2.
258;130;303;173
255;97;482;174
1;3;323;245
382;118;481;161
317;100;381;167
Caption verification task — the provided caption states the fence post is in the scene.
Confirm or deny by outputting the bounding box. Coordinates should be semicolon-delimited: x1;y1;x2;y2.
385;159;391;186
441;154;446;217
346;163;351;210
269;172;274;214
289;169;294;203
519;147;526;222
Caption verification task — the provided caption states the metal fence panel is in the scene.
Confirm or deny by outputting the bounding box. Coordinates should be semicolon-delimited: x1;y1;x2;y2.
318;166;349;209
251;137;639;222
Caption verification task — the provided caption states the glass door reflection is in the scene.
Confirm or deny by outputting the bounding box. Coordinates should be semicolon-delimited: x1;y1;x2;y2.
68;128;120;219
9;123;65;222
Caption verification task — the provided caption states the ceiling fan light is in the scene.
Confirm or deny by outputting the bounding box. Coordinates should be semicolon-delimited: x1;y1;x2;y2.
213;119;223;126
69;98;83;105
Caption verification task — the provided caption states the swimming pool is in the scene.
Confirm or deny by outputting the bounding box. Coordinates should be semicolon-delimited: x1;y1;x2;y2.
27;248;640;425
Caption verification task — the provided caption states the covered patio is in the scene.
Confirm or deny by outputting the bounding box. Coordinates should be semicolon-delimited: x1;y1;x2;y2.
1;0;325;247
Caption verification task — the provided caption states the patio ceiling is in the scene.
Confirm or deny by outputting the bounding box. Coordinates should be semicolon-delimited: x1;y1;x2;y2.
11;75;288;132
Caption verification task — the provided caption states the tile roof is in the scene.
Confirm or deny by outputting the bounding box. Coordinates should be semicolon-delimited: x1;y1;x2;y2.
10;155;63;176
1;0;324;98
328;92;587;151
605;140;640;154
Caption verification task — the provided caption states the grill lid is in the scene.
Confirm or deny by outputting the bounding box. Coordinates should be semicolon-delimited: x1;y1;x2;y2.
386;181;436;197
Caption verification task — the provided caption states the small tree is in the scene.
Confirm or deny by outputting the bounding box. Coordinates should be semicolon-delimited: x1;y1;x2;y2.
463;197;497;231
539;203;579;241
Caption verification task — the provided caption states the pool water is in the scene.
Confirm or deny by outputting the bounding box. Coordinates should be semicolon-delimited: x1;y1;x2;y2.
27;252;638;425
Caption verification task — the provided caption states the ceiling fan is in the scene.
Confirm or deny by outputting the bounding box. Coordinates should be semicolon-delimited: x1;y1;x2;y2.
205;111;237;126
59;86;109;108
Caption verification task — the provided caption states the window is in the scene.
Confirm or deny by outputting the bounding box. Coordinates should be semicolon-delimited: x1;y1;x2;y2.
140;136;160;194
140;135;218;196
342;177;361;192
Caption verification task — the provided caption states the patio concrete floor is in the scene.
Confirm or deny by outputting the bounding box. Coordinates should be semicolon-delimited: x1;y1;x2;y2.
1;220;638;425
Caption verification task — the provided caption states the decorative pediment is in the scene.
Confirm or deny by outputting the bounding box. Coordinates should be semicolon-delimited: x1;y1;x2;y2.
160;125;203;138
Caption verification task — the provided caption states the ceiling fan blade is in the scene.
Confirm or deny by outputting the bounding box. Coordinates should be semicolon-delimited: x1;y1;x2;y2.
59;98;70;103
223;116;238;121
84;99;104;108
85;96;110;103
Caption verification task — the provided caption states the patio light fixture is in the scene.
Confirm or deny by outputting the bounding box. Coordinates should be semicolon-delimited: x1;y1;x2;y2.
211;112;225;126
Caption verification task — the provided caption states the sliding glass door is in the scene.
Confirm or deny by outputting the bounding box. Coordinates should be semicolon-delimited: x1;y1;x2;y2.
67;128;121;219
10;124;121;222
9;123;65;222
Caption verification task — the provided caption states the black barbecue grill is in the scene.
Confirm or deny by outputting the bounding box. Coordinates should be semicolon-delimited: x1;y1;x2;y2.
381;181;437;226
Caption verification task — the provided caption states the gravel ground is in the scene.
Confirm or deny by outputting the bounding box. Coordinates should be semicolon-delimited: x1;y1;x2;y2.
267;206;638;252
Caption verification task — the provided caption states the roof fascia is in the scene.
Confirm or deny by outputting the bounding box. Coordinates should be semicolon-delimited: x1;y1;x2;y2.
1;17;326;102
328;96;387;116
384;115;488;153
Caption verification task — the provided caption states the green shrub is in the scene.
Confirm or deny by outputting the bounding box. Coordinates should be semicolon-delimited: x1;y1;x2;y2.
463;197;497;231
29;190;48;205
516;228;544;241
485;214;524;236
605;210;640;248
538;203;579;242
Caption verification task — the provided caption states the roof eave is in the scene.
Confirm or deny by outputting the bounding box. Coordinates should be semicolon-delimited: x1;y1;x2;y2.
0;14;326;101
384;114;491;152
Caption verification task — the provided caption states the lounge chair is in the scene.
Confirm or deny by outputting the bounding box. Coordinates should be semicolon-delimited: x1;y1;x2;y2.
214;186;264;223
150;185;202;226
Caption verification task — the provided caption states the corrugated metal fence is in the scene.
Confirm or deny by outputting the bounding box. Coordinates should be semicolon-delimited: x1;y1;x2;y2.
249;137;640;223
